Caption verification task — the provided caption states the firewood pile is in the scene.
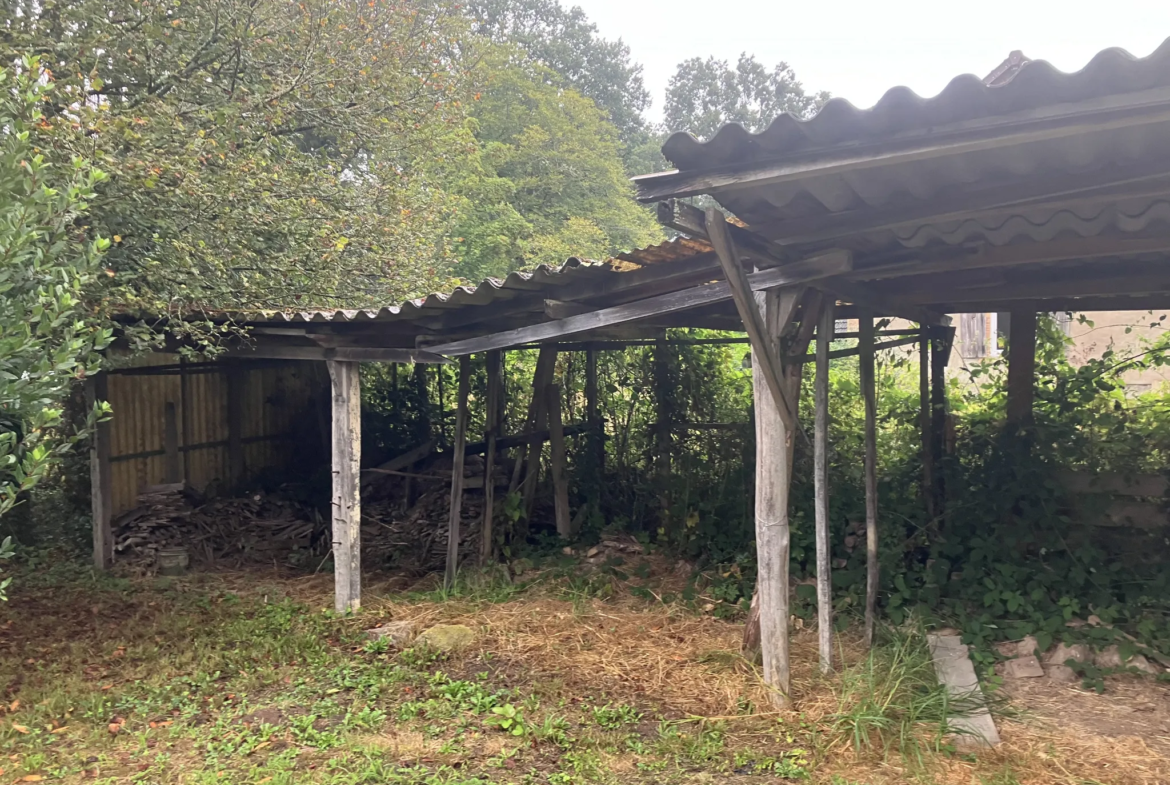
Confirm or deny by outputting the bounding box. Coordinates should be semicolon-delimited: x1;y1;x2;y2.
113;447;496;573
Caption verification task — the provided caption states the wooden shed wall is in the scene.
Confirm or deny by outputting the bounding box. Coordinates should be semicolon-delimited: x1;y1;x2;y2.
106;356;325;515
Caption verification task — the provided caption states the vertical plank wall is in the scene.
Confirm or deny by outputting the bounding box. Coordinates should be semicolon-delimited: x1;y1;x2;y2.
105;357;324;515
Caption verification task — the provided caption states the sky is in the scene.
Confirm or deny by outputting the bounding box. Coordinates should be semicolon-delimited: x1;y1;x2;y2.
569;0;1170;126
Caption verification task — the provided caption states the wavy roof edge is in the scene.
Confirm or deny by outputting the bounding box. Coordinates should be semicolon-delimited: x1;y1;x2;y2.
246;237;713;324
659;37;1170;171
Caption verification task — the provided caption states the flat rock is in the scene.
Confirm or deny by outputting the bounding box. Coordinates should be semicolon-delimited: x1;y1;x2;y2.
1045;664;1079;684
1130;653;1161;675
1045;642;1091;666
416;623;476;653
366;620;415;648
997;654;1045;679
1095;644;1125;669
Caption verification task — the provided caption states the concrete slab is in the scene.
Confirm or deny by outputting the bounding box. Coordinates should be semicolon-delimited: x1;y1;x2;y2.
927;633;1002;749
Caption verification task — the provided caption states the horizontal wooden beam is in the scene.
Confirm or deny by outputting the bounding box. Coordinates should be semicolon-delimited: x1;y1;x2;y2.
658;200;790;263
897;267;1170;305
787;334;921;364
424;250;852;356
635;85;1170;201
230;345;451;363
821;279;951;326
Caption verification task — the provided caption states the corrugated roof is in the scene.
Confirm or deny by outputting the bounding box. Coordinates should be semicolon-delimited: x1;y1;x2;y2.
658;38;1170;171
250;236;712;325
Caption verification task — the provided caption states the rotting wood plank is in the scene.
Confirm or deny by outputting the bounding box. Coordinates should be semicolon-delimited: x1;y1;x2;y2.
859;311;879;647
1006;308;1037;425
926;633;1001;749
634;85;1170;201
545;383;572;538
360;440;436;491
425;250;851;358
444;356;471;590
706;208;802;432
86;374;113;571
814;303;834;674
327;360;362;612
481;350;503;564
751;288;794;708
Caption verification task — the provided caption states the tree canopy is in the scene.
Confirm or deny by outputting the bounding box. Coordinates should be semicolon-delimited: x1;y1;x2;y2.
664;53;830;140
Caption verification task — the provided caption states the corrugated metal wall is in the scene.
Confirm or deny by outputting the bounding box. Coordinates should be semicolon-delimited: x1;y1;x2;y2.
106;356;326;515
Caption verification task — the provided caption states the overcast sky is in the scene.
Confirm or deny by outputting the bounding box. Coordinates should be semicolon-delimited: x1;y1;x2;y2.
570;0;1170;127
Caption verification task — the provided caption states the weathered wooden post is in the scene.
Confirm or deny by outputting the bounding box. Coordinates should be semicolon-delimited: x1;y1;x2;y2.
1006;308;1037;425
327;360;361;612
545;383;572;537
481;350;503;564
86;374;113;571
929;326;954;517
444;356;471;590
813;302;834;673
919;326;933;519
859;311;879;646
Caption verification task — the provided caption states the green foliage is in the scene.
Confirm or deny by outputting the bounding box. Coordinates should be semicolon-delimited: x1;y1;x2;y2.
485;702;526;736
664;54;829;138
0;59;113;531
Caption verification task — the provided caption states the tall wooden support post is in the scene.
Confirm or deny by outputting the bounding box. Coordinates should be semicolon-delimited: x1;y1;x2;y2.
164;401;181;484
481;351;503;564
929;326;954;519
654;337;673;527
859;311;880;646
1006;308;1037;426
519;347;558;520
226;363;245;488
327;360;362;613
585;344;604;488
919;328;933;519
445;356;471;591
752;288;793;708
86;374;113;571
545;383;572;538
813;303;834;674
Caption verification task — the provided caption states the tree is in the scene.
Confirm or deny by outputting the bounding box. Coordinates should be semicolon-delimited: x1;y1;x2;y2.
4;0;476;331
664;53;829;140
465;0;651;157
1;59;113;531
446;47;662;281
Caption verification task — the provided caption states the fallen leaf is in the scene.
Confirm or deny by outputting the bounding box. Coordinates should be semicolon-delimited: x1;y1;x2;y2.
248;741;271;755
107;723;121;735
50;727;67;735
11;725;28;734
21;776;44;782
8;701;18;712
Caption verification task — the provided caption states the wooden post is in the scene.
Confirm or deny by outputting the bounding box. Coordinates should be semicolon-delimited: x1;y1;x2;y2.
481;351;503;564
930;327;954;518
859;311;880;646
86;374;113;571
445;356;471;591
752;288;793;708
654;337;672;527
327;360;361;612
164;401;181;484
520;347;558;520
545;383;572;538
919;328;933;520
1006;307;1037;425
814;302;834;674
226;363;245;487
585;344;603;480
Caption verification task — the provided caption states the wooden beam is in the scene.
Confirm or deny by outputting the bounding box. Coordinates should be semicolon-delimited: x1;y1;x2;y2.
707;208;801;431
813;302;834;674
787;334;920;363
520;347;558;521
1006;308;1037;425
481;350;503;564
658;200;789;264
820;279;950;326
635;85;1170;201
232;345;451;363
361;440;436;490
425;250;852;357
585;344;603;482
930;327;954;515
751;288;793;708
545;383;572;538
896;264;1170;306
444;356;471;590
859;311;879;647
327;360;361;613
86;374;113;571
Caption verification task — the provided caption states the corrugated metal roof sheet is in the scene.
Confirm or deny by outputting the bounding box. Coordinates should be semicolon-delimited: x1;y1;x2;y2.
660;38;1170;171
250;237;712;325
